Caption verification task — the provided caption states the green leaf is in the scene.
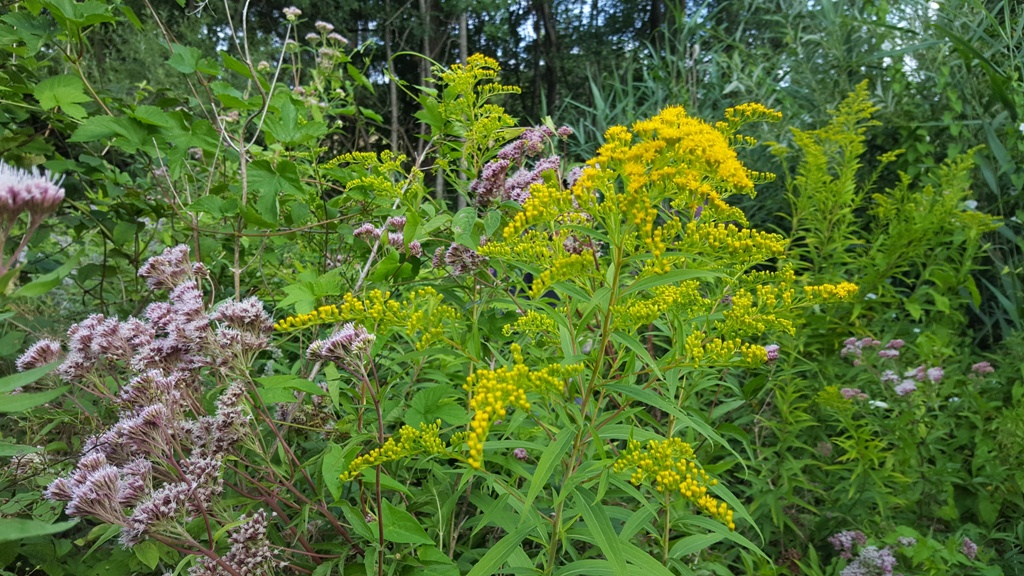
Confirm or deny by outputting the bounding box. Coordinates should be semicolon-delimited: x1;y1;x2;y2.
220;51;253;80
338;502;375;541
668;533;726;559
167;44;202;74
129;105;173;127
556;560;620;576
254;373;323;393
185;195;224;217
133;541;160;569
622;268;721;296
12;250;82;298
257;186;279;223
0;443;41;457
0;518;79;543
0;362;58;394
322;443;346;502
68;116;124;142
574;486;628;575
377;500;433;545
451;207;478;247
604;384;734;458
610;331;663;379
41;0;113;26
359;106;383;123
678;515;768;561
369;251;401;282
483;210;501;236
406;386;468;427
463;524;533;576
248;159;304;198
360;469;411;496
347;64;373;92
33;74;92;119
520;425;576;526
0;386;70;413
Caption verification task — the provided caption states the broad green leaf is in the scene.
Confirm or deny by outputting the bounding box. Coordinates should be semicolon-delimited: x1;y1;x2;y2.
359;469;411;496
322;443;346;501
33;74;91;119
451;207;478;247
377;500;433;545
185;195;224;217
167;44;202;74
12;250;82;298
0;519;78;543
406;386;468;427
220;51;253;80
0;386;68;413
133;540;160;569
338;502;374;541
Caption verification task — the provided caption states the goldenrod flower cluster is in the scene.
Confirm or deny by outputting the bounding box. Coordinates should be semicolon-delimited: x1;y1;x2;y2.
324;150;424;200
339;420;449;482
803;282;859;302
677;222;788;266
684;333;768;367
502;310;558;337
274;304;344;332
719;103;784;131
479;229;563;262
503;181;592;239
814;385;856;415
613;438;735;530
276;288;458;350
464;344;583;469
528;253;593;299
717;289;796;339
612;281;704;330
434;54;519;152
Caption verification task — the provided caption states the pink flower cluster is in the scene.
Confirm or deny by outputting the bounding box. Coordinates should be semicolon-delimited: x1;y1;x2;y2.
0;160;66;276
353;215;421;256
18;245;274;553
470;125;573;207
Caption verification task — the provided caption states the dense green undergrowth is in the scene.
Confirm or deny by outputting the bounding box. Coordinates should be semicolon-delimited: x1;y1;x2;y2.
1;2;1022;575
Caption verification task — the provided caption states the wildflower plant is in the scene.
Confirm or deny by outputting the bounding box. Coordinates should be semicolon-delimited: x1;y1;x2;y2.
266;56;862;574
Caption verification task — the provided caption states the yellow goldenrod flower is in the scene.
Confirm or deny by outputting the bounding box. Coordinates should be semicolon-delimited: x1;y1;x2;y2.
463;344;582;469
340;420;450;482
613;438;736;530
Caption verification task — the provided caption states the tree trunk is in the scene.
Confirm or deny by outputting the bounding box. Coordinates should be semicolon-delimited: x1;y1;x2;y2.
385;0;400;153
